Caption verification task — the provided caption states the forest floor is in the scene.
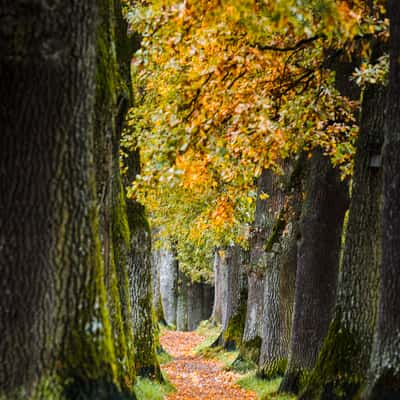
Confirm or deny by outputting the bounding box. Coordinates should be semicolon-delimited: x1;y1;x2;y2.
160;330;257;400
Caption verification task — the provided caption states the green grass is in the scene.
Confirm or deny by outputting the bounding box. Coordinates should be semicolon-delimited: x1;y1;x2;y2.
157;348;173;365
194;320;240;367
134;377;175;400
237;373;296;400
195;319;222;338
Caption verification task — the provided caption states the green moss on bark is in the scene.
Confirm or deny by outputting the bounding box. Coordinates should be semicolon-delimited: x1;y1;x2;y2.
258;358;288;380
298;314;363;400
223;291;247;351
239;336;263;365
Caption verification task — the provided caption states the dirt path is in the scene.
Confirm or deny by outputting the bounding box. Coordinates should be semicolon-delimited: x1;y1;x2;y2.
160;331;257;400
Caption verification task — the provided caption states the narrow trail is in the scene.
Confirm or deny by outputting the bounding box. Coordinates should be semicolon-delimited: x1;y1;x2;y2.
160;331;257;400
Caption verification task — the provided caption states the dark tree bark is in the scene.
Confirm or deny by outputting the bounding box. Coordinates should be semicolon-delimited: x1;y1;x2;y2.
0;1;108;397
187;280;214;331
300;66;386;400
258;160;303;379
176;267;214;332
279;149;348;394
362;4;400;398
0;1;140;398
94;0;138;392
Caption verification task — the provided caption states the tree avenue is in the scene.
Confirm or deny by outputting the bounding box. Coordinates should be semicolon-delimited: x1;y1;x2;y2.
1;1;400;400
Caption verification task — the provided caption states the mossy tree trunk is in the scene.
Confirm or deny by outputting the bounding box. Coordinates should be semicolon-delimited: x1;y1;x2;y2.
238;272;265;365
279;149;348;395
258;161;303;379
0;1;128;398
95;0;139;393
219;245;248;351
362;5;400;398
126;184;162;381
237;169;272;365
299;60;386;400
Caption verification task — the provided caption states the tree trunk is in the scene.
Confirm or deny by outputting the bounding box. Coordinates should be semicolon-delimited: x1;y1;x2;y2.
155;245;179;327
237;169;272;365
187;281;214;331
258;160;303;379
279;149;348;394
95;0;139;393
0;1;131;398
299;72;386;400
362;4;400;398
176;268;190;331
238;272;265;365
220;245;248;351
211;248;229;325
151;247;167;325
126;195;162;381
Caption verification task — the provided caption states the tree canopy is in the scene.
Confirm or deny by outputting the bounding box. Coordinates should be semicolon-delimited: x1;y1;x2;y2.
122;0;387;280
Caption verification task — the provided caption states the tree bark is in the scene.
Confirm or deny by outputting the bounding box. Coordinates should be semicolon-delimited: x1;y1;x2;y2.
238;271;265;365
211;248;229;325
151;246;167;325
279;149;348;394
220;245;248;351
0;1;123;398
187;280;214;331
154;245;179;327
126;195;162;381
95;0;139;393
236;169;272;366
258;160;303;379
362;4;400;398
176;268;190;331
300;68;386;400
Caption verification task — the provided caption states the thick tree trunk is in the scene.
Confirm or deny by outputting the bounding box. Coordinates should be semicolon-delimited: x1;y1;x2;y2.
362;4;400;398
258;161;303;378
279;149;348;394
299;81;386;400
0;2;128;398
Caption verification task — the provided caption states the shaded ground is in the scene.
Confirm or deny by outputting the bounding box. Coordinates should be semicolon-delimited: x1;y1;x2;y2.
161;331;257;400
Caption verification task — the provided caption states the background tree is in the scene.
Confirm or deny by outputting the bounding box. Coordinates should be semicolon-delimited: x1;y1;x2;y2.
363;2;400;398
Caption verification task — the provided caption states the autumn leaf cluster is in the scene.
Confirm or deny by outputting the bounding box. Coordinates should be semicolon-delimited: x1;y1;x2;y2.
122;0;387;279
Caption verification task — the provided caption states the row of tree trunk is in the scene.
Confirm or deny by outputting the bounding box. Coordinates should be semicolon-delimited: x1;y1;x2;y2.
210;4;400;399
152;245;214;331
